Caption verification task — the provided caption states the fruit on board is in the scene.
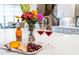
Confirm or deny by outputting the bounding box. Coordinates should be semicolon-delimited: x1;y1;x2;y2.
18;43;27;52
26;43;42;52
9;41;20;49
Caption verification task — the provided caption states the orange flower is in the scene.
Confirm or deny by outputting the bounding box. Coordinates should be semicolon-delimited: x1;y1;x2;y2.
34;15;37;19
31;10;38;19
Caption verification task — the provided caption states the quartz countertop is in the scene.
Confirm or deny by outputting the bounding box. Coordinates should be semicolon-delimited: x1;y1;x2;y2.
0;28;79;55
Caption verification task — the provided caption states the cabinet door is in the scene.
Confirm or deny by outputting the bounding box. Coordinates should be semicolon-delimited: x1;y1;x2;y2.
57;4;75;17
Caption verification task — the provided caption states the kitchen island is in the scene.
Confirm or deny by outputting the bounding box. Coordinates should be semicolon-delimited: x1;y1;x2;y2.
0;28;79;55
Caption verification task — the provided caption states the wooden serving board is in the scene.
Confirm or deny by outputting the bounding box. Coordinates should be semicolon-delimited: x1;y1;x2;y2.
1;44;43;55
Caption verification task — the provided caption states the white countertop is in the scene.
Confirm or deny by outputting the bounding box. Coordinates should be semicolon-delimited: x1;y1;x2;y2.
0;28;79;55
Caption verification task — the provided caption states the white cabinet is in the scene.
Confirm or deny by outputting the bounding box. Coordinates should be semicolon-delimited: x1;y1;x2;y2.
53;4;76;27
56;4;75;17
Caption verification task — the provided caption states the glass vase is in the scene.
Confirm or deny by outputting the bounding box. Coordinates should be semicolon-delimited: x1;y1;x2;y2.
28;23;35;43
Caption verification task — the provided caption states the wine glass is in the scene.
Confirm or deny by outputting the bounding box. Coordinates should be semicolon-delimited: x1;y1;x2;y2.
36;22;44;44
37;21;44;35
45;30;52;36
37;29;44;35
43;30;52;47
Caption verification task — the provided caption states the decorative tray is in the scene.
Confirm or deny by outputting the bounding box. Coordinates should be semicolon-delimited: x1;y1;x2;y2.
1;44;42;55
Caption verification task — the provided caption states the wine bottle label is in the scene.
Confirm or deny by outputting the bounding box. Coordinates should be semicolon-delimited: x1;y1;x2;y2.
16;22;20;27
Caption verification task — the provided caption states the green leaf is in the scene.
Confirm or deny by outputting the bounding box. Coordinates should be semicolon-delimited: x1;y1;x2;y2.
26;19;30;24
33;19;37;24
20;4;30;12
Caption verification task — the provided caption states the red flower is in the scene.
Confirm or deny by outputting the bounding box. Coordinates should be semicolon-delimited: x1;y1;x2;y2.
21;12;33;20
28;12;33;20
21;12;28;20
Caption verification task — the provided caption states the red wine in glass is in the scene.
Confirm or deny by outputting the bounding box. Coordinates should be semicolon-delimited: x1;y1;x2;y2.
45;31;52;36
37;30;44;35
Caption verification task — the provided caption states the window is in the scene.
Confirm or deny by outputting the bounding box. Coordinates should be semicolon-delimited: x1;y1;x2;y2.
0;4;22;27
0;4;37;28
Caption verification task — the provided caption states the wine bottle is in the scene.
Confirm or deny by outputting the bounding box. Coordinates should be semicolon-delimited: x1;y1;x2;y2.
16;19;22;42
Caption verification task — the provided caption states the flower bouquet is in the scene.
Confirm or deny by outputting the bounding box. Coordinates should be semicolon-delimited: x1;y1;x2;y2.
20;4;44;43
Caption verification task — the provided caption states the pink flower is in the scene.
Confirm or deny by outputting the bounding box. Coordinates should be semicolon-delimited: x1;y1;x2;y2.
38;13;43;21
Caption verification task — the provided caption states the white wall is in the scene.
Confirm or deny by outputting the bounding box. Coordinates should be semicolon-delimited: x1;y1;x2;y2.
30;4;37;11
